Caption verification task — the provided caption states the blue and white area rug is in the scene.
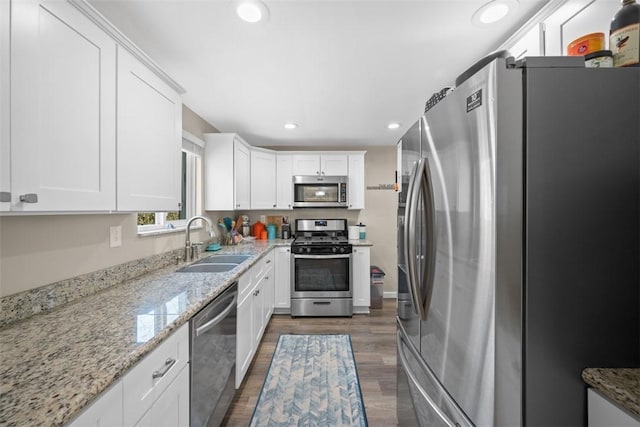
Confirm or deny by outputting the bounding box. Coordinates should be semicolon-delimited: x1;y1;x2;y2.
250;334;368;427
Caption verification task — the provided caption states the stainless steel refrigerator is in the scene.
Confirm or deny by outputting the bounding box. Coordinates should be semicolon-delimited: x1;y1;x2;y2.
396;55;639;427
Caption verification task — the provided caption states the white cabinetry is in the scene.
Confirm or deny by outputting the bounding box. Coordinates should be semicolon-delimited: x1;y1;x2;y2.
1;0;11;212
292;154;348;176
204;133;251;210
274;246;291;313
116;47;182;212
69;381;123;427
236;285;253;388
236;249;275;388
70;323;189;427
135;362;189;427
348;154;365;210
123;324;189;427
588;388;640;427
352;246;371;314
250;149;277;209
9;0;116;212
276;154;293;210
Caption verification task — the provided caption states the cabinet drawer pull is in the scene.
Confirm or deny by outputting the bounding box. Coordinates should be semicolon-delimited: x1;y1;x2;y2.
253;289;260;296
152;358;176;379
266;259;272;264
19;193;38;203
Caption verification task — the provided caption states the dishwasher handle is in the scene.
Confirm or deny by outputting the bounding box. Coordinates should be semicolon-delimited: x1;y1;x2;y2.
195;291;237;337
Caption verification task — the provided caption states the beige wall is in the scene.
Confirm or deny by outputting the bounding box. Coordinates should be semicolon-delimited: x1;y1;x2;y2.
0;105;218;297
182;104;218;139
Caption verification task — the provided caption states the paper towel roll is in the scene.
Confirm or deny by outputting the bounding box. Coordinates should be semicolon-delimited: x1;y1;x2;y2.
348;226;360;240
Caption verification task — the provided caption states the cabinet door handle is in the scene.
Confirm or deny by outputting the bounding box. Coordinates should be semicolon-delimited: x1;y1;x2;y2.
273;204;276;208
0;192;10;202
265;276;269;280
254;289;260;296
316;171;320;175
152;358;176;379
19;193;38;203
266;259;272;264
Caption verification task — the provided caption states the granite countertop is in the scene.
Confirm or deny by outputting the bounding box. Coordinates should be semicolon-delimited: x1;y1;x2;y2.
0;240;289;427
349;239;373;246
582;368;640;418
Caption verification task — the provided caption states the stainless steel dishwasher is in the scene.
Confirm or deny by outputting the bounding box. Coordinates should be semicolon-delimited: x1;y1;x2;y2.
190;282;237;427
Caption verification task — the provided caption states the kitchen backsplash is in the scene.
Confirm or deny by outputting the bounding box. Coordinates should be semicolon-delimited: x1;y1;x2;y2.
0;247;183;328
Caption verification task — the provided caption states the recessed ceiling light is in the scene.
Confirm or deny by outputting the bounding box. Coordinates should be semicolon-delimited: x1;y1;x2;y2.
472;0;517;26
236;0;270;23
284;123;298;130
387;122;401;130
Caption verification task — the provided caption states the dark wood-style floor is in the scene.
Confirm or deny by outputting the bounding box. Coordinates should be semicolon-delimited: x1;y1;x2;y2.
223;301;398;426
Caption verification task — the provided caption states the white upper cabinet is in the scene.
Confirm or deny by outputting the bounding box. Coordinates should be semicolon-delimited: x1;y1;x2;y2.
4;0;184;214
116;47;182;212
250;148;277;209
292;154;348;176
9;0;117;212
348;153;365;210
1;0;10;212
275;154;293;210
204;133;251;210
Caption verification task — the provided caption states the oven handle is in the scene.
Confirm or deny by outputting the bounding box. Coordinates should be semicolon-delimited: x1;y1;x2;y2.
293;254;351;260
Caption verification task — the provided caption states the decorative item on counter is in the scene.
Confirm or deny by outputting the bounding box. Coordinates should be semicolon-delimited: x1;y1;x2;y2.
610;0;640;67
241;215;251;237
567;32;605;56
206;243;222;251
253;221;266;239
358;223;366;240
584;50;614;67
260;230;268;240
223;217;233;231
266;224;277;240
281;223;291;239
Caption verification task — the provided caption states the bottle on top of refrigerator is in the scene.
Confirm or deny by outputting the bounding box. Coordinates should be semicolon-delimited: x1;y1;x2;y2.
610;0;640;67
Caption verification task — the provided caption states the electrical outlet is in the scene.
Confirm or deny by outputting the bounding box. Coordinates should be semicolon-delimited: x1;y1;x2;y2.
110;226;122;248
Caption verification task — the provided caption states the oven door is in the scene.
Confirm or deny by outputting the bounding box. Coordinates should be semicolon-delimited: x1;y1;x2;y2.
291;253;352;298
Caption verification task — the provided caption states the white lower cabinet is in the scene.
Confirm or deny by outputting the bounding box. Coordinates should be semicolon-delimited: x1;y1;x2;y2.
352;246;371;313
69;323;189;427
68;380;123;427
123;324;189;427
274;246;291;313
236;249;277;388
135;364;189;427
588;388;640;427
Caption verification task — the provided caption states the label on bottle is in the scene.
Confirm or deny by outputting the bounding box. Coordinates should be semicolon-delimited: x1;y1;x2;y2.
610;23;640;67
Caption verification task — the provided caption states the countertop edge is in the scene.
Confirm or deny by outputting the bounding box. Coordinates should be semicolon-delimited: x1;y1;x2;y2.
582;368;640;418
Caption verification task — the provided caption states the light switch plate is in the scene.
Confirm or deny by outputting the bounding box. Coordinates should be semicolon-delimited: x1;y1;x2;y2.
110;226;122;248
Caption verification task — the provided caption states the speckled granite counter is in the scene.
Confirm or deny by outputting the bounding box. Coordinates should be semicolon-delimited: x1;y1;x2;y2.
0;240;289;427
582;368;640;418
349;239;373;247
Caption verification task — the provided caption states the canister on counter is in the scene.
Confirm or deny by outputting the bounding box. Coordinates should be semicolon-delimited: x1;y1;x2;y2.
567;32;605;56
584;50;614;68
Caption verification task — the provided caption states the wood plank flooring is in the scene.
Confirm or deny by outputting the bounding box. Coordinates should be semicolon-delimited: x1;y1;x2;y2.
223;301;398;426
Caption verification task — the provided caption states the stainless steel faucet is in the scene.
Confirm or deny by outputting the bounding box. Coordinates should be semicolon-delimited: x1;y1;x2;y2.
184;216;212;262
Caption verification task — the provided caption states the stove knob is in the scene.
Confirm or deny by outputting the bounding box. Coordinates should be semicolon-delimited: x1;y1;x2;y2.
332;247;337;253
340;247;346;253
306;247;311;254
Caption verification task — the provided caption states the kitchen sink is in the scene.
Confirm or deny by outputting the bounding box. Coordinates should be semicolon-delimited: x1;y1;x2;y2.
195;255;252;264
177;263;239;273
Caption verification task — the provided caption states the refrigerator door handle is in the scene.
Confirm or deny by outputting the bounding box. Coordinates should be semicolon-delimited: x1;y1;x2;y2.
418;156;437;321
397;330;456;427
404;159;423;318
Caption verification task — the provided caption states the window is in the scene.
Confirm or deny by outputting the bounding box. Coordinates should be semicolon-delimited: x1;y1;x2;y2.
137;132;204;234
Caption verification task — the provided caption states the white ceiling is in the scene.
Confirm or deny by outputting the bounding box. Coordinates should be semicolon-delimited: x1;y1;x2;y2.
89;0;548;147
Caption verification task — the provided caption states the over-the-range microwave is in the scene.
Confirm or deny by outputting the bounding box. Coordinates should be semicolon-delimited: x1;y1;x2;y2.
292;175;348;208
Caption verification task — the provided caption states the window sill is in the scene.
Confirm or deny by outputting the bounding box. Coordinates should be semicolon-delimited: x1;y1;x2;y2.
137;224;202;238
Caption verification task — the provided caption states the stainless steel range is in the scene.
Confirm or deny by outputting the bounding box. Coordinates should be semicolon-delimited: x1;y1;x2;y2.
290;219;353;317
